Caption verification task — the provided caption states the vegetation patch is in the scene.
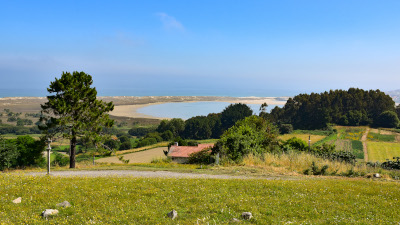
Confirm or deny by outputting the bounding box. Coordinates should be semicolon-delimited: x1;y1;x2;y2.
351;140;364;159
279;134;326;145
367;132;396;142
367;142;400;162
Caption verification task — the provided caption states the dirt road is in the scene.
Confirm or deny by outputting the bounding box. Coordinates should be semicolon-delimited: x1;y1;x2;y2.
24;170;287;180
361;128;370;162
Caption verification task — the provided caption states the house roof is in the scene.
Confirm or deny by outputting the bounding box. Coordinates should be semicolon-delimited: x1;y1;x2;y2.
168;143;214;158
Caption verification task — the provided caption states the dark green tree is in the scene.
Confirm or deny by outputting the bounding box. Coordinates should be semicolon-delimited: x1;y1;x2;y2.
40;71;114;168
0;137;18;170
375;111;400;128
220;103;253;132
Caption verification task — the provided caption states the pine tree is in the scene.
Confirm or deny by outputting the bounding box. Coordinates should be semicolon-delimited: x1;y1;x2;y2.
40;71;114;168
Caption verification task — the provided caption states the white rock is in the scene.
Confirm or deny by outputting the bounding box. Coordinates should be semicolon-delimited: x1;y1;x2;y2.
12;197;21;204
374;173;381;178
167;210;177;219
56;201;71;208
232;218;240;222
42;209;59;218
241;212;253;220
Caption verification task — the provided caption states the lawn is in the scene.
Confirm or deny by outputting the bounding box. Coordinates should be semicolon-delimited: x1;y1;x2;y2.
279;134;326;145
367;142;400;162
1;174;400;224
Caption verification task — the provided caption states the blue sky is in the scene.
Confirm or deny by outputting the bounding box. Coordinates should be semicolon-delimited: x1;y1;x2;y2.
1;0;400;97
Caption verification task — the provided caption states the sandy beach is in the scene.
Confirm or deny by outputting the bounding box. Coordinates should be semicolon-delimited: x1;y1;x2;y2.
0;96;288;120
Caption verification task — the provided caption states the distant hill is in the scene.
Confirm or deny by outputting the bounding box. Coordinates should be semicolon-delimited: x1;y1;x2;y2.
387;90;400;103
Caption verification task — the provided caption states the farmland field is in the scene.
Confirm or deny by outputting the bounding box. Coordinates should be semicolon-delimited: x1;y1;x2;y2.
96;147;168;164
1;174;400;224
279;134;326;144
367;142;400;162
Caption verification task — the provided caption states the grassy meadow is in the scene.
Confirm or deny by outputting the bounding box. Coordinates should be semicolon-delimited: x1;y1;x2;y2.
1;174;400;224
367;142;400;162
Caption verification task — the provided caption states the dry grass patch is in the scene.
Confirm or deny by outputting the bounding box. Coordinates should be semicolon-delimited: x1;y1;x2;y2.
242;152;370;176
96;147;168;164
279;134;326;144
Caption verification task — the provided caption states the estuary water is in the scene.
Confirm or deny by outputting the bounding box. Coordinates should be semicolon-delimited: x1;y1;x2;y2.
136;101;280;120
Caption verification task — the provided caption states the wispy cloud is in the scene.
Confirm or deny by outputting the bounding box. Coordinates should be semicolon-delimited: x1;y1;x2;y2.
156;13;184;31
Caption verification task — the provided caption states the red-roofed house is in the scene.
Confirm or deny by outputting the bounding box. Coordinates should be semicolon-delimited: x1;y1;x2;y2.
168;143;214;163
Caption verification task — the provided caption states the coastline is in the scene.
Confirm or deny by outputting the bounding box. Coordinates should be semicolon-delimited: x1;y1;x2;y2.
0;96;289;119
109;97;288;119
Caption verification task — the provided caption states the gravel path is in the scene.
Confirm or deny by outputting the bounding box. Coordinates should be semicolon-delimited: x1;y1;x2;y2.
24;170;282;180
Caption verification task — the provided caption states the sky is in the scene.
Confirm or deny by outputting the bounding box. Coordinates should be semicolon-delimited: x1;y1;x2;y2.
1;0;400;97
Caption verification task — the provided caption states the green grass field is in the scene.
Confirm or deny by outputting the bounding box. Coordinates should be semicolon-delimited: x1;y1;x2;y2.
1;174;400;224
367;142;400;162
368;132;396;142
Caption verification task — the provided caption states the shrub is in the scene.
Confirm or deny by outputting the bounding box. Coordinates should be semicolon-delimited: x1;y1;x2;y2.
215;115;279;163
304;161;329;175
119;141;132;150
279;124;293;134
128;127;156;137
51;152;69;167
284;137;308;151
118;135;131;143
188;147;214;164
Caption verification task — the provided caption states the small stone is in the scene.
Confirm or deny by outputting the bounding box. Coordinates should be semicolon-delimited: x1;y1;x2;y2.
12;197;21;204
232;218;240;222
42;209;59;218
241;212;253;220
374;173;381;178
56;201;71;208
167;210;177;219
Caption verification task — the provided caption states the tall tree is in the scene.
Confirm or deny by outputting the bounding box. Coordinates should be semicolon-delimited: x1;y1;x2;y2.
40;71;114;168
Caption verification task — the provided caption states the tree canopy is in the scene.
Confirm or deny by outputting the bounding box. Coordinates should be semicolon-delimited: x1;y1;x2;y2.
40;71;114;168
270;88;396;129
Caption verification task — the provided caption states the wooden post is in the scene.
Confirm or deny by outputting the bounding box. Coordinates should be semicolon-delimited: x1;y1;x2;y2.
308;135;311;151
47;138;51;175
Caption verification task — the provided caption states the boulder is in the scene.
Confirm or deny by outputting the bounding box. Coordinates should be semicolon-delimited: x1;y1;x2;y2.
167;210;177;219
56;201;71;208
241;212;253;220
374;173;381;178
12;197;21;204
42;209;59;218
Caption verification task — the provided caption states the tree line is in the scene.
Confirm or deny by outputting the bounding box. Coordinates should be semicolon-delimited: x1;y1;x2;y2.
268;88;399;130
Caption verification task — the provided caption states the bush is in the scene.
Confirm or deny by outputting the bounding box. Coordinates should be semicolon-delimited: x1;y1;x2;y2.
128;127;156;137
119;135;131;143
284;137;308;151
304;161;329;175
137;138;158;148
119;141;132;150
51;152;69;167
188;147;214;164
215;115;279;163
145;132;163;142
279;124;293;134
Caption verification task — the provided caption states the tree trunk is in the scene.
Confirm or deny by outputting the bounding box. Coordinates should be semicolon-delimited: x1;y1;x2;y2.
70;134;77;168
